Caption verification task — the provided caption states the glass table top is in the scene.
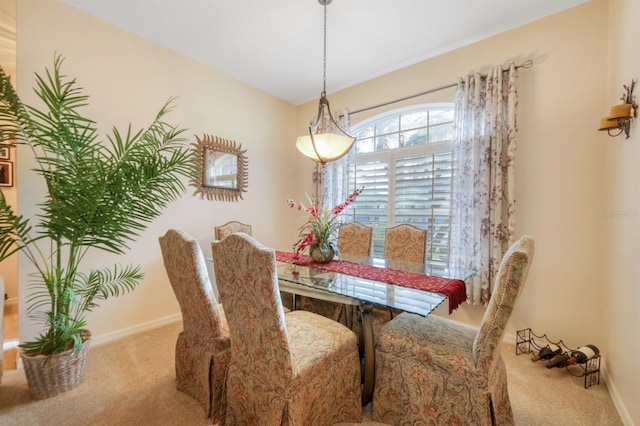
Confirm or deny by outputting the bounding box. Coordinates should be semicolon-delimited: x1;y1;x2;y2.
276;255;456;317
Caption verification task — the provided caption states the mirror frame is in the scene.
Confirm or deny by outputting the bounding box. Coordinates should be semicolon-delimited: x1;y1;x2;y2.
191;133;248;201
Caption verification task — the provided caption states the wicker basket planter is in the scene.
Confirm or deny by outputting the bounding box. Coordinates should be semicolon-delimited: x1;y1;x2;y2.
20;330;91;400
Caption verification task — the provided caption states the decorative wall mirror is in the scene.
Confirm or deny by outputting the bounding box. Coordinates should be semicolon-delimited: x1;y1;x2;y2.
191;133;248;201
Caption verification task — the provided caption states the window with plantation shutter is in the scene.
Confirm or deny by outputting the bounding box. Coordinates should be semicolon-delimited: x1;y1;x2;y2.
346;104;454;265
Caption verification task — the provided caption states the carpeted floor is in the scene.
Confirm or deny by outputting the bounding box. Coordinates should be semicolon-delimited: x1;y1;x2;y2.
0;321;623;425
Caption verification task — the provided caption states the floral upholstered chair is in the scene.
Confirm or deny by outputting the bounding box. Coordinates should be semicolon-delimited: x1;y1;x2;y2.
297;221;372;328
214;220;252;240
337;221;373;257
212;233;362;425
356;223;428;340
373;235;535;425
384;223;427;263
159;229;231;424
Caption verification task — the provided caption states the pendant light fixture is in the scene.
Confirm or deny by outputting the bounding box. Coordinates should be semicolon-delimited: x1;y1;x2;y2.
296;0;355;164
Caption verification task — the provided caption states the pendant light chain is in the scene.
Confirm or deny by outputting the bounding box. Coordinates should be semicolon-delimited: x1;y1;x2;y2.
294;0;355;165
322;2;327;96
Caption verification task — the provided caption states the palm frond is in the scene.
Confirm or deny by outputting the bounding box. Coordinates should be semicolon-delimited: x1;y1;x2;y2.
73;264;143;316
1;54;195;356
0;191;33;260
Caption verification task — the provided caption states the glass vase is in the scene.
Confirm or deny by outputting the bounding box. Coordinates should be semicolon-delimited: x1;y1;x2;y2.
309;243;335;264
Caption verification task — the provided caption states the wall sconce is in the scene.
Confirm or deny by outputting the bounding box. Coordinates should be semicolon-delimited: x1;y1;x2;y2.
598;79;637;139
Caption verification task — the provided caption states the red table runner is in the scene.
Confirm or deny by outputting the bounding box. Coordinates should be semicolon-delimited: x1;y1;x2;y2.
275;251;466;314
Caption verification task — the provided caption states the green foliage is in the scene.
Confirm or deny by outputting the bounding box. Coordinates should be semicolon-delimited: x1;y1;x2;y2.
0;54;196;356
286;188;363;259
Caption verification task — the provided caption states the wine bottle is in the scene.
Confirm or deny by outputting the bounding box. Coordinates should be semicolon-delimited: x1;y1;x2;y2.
531;344;562;362
567;345;600;365
546;353;570;368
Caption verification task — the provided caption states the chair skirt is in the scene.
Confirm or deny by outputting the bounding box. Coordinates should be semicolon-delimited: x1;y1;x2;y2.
175;332;231;423
224;311;362;425
372;313;514;426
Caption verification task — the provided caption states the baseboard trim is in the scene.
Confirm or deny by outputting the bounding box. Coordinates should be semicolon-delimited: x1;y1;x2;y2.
602;362;634;425
503;332;631;425
2;339;18;351
6;314;182;371
90;314;182;348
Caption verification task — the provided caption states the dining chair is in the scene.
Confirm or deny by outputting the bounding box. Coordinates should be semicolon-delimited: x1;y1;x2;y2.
159;228;231;424
384;223;427;263
212;233;362;425
297;221;372;329
356;223;427;341
372;235;535;425
214;220;252;240
337;221;373;257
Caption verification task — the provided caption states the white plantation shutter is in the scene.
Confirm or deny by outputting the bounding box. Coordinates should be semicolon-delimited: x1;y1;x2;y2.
395;152;453;267
347;160;390;256
347;104;454;264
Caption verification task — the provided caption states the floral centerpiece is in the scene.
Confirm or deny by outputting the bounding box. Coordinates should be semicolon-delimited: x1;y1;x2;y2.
286;188;363;264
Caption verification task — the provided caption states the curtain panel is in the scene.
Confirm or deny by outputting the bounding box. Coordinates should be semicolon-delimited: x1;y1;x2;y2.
451;63;518;305
318;66;519;306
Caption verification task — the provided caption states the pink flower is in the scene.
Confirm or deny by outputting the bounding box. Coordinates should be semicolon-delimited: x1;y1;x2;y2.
331;188;362;215
286;188;364;261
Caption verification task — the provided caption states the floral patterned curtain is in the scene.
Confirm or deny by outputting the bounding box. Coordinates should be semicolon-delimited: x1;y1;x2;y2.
451;63;518;305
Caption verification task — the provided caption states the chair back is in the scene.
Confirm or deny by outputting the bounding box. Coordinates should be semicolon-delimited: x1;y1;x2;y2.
214;221;252;240
212;233;292;387
473;235;535;371
384;223;427;263
159;228;226;340
338;221;373;257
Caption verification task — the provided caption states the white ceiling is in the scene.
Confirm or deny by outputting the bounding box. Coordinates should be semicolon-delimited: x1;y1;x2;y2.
60;0;588;106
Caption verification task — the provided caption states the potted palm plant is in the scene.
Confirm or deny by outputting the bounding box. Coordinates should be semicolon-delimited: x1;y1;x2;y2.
0;55;195;399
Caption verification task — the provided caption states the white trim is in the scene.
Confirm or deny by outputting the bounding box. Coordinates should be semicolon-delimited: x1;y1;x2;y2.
602;364;634;425
351;102;454;129
89;314;182;348
7;314;182;371
2;338;17;351
503;332;631;425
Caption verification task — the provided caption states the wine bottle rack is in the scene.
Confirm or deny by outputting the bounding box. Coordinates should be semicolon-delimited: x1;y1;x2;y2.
515;328;600;389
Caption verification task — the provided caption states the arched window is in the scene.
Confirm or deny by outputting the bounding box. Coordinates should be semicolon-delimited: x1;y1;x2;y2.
346;103;454;269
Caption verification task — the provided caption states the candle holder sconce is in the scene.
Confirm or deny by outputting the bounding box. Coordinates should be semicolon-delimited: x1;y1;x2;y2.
598;79;637;139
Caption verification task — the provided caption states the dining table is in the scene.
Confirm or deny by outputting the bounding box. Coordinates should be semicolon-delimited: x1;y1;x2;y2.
274;251;467;405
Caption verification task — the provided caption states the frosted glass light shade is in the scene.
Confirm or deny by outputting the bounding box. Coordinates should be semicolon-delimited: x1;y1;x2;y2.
296;132;355;163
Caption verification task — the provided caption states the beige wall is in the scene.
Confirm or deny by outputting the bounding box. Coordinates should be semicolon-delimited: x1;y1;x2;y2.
16;0;307;341
14;0;636;423
302;0;610;339
604;0;639;423
300;0;635;423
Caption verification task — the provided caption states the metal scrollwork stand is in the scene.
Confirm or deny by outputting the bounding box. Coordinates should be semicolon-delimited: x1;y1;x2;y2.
516;328;600;389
